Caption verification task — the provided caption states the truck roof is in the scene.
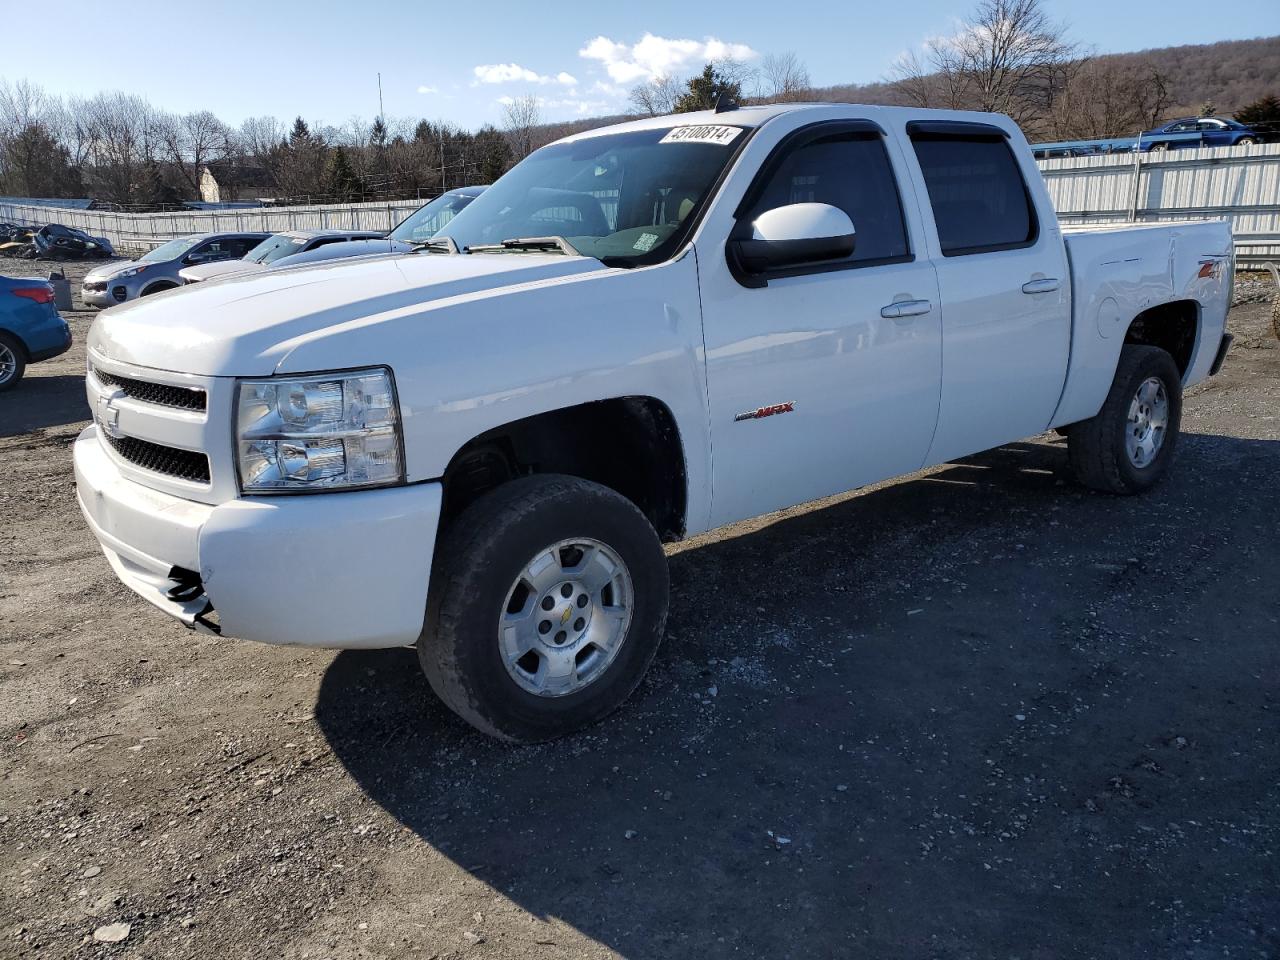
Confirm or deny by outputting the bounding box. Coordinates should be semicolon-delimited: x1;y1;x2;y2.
560;102;1021;143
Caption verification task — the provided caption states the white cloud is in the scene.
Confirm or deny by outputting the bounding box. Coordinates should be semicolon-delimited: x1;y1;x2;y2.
473;63;577;86
417;85;438;95
579;33;757;84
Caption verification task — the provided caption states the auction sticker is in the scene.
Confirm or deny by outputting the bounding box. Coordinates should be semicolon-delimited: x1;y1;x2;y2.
659;124;743;146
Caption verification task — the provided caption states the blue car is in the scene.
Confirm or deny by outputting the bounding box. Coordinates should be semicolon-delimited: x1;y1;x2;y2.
1140;117;1264;152
0;276;72;391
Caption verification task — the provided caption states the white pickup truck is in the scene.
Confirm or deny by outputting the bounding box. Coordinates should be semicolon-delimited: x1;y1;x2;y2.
75;103;1233;742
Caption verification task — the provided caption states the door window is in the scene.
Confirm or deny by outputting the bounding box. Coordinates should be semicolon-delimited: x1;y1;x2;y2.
741;130;910;268
910;134;1037;256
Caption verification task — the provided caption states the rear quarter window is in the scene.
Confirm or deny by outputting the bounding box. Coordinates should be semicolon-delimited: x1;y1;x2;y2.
910;135;1037;256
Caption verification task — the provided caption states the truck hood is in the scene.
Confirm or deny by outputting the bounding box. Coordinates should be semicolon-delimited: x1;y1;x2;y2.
89;252;608;376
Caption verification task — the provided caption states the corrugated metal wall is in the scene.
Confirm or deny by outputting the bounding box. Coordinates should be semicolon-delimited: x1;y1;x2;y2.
0;199;422;254
3;142;1279;263
1039;142;1280;265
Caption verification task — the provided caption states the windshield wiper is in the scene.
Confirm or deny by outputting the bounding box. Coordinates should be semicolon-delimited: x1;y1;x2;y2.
410;236;458;254
464;236;582;256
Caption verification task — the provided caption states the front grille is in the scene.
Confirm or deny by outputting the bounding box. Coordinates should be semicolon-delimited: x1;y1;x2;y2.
83;281;106;292
94;368;207;412
98;428;211;484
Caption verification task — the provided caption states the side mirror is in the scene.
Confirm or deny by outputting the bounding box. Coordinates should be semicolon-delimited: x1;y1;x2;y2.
730;202;856;277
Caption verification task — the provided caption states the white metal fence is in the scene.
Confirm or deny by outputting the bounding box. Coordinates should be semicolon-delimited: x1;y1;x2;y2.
0;198;423;254
3;142;1280;263
1038;142;1280;266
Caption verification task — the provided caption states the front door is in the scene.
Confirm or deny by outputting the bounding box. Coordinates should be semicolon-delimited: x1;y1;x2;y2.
698;122;943;528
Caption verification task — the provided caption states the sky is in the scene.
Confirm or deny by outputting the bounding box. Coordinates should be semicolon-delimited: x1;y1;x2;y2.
3;0;1278;131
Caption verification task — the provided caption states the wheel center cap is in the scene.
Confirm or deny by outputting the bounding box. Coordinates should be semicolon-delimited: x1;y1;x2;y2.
539;583;591;647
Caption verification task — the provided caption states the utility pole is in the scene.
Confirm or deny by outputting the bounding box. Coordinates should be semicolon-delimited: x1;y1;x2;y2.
377;73;385;122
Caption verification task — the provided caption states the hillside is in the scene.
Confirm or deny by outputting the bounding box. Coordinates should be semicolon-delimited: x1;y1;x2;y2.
808;35;1280;119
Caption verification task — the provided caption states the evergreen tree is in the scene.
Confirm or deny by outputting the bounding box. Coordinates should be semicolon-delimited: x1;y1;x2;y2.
472;126;513;183
673;63;743;113
321;146;359;200
1235;94;1280;127
288;116;313;148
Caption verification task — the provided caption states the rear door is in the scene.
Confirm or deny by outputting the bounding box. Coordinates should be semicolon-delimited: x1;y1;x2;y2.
902;121;1070;465
698;120;943;527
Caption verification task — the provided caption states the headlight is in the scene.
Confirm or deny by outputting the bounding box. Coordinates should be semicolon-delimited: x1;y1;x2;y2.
235;368;404;493
119;265;150;279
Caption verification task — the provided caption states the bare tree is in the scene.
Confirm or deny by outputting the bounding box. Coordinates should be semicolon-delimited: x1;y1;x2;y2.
759;52;812;103
1048;59;1173;140
157;110;232;194
501;93;541;160
891;0;1076;134
629;75;684;116
71;92;157;204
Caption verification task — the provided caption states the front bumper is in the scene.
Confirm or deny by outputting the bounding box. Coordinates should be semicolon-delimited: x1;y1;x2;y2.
74;426;442;648
81;282;125;308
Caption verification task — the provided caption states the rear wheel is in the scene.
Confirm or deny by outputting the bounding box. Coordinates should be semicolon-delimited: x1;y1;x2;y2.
0;332;26;392
1238;136;1258;146
1066;345;1182;494
419;474;669;742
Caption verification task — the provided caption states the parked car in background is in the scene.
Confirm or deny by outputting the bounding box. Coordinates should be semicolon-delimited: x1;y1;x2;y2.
178;229;384;284
32;224;115;260
82;232;268;307
1140;117;1264;151
0;275;72;391
266;187;489;270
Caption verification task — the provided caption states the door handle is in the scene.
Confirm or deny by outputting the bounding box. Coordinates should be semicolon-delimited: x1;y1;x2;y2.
880;299;932;320
1022;278;1061;294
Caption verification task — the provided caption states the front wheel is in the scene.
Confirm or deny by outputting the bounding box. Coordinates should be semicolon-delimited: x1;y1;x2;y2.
419;474;669;743
1066;345;1182;494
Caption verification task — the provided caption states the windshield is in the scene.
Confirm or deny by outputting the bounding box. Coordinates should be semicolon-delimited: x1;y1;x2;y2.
243;234;308;264
390;191;481;243
140;236;202;262
436;124;747;263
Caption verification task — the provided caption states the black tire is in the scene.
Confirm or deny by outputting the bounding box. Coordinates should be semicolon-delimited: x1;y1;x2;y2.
0;331;27;392
419;474;669;743
1149;141;1169;152
1238;137;1258;146
140;282;177;297
1066;345;1182;494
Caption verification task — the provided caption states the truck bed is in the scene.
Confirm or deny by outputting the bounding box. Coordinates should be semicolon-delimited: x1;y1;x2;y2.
1051;219;1233;427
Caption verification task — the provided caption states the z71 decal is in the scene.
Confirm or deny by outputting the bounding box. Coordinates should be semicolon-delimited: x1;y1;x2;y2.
734;401;796;422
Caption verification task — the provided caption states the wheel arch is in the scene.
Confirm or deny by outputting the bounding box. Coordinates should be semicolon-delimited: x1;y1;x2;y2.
1123;299;1200;379
139;279;180;297
438;395;689;542
0;326;31;359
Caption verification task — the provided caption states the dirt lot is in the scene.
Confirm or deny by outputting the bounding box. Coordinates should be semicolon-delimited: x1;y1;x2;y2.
2;256;1278;960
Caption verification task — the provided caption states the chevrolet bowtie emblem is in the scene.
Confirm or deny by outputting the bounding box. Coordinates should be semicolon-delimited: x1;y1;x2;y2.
96;394;123;438
560;606;573;625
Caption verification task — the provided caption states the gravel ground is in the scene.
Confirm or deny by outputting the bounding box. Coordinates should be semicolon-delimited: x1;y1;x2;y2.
2;257;1278;960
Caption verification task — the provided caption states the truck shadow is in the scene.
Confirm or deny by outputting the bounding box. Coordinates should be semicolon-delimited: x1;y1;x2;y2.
0;374;90;437
314;433;1280;958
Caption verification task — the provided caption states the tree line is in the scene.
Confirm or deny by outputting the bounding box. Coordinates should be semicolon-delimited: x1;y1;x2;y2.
0;84;519;209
